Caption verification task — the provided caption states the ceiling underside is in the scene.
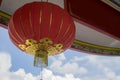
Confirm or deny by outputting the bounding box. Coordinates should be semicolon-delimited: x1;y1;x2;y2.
0;0;120;56
65;0;120;40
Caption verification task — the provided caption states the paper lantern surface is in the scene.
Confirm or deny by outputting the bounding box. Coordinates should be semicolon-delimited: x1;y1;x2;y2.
8;2;75;66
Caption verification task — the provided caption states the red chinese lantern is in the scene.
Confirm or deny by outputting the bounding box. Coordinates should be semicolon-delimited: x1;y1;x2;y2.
8;2;75;67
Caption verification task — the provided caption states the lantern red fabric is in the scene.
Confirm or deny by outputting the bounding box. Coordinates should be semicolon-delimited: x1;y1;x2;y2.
8;2;75;66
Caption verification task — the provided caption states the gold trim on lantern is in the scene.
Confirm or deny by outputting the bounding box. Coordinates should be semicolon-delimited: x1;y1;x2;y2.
9;31;20;44
61;23;71;41
49;5;53;28
55;12;64;39
18;38;63;56
64;31;74;44
11;19;24;42
39;5;43;38
29;10;34;37
48;5;53;37
19;11;27;39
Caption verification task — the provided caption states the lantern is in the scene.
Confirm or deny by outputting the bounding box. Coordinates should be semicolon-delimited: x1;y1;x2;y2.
8;2;75;67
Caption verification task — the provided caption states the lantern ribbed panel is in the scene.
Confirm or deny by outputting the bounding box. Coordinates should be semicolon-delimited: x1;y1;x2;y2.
8;2;75;54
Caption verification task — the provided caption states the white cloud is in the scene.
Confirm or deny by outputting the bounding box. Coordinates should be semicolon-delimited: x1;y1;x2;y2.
42;69;81;80
58;53;66;61
50;54;88;75
103;68;116;79
77;54;120;80
0;51;120;80
50;53;120;80
0;52;81;80
0;52;11;71
71;55;99;64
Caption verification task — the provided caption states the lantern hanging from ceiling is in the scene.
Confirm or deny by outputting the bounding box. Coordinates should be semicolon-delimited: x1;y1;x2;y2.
8;2;75;67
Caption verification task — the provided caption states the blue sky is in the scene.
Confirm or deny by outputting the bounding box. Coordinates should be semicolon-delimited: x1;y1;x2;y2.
0;27;120;80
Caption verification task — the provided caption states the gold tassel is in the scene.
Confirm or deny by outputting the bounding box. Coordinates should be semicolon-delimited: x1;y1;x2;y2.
34;50;48;67
18;38;63;67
